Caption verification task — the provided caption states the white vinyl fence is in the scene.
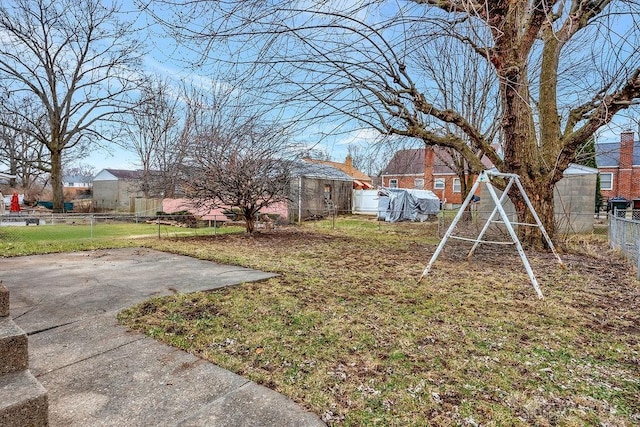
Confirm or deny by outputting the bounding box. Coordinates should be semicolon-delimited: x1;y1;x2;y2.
609;210;640;280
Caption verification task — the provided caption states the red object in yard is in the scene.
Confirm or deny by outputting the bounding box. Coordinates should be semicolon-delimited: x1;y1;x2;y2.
10;192;20;212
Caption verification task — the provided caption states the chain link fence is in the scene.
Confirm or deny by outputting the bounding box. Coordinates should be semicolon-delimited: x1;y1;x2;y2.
609;209;640;279
0;212;237;246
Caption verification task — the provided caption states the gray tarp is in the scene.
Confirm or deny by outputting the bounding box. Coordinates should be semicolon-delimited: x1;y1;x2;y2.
378;188;440;222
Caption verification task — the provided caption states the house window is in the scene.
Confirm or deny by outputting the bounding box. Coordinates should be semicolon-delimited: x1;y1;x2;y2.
434;178;445;190
599;172;613;190
414;178;424;189
453;178;461;193
389;179;398;188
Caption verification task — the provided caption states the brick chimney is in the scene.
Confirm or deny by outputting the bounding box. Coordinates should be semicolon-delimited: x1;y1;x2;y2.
344;155;354;175
619;130;634;169
345;155;353;168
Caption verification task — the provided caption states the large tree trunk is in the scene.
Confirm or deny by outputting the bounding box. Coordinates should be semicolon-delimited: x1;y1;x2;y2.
50;149;64;213
511;177;557;249
493;5;555;245
9;159;17;188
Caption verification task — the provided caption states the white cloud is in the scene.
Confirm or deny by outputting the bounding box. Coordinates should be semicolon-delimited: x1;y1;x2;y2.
334;128;382;147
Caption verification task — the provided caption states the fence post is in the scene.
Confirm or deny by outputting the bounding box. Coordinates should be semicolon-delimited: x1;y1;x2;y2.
637;237;640;281
609;213;616;250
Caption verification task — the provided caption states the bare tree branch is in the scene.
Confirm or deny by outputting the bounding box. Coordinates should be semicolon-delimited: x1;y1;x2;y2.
0;0;146;211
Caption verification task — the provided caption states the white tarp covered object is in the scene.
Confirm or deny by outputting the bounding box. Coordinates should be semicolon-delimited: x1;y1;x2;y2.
378;188;440;222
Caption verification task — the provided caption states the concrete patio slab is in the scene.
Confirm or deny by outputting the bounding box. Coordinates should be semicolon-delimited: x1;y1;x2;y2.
1;248;325;427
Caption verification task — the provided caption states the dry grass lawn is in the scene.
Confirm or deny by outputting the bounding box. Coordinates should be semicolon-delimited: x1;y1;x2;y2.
119;217;640;426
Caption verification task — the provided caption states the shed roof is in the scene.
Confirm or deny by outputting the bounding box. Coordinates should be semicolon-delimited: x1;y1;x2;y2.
292;162;354;181
94;169;145;181
303;157;372;182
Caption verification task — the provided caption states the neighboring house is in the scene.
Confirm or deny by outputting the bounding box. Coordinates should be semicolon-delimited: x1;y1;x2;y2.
92;169;146;211
302;155;373;189
596;130;640;204
63;175;92;198
160;198;289;222
1;171;17;214
289;162;354;222
98;163;353;221
381;147;491;204
63;175;92;188
382;146;597;231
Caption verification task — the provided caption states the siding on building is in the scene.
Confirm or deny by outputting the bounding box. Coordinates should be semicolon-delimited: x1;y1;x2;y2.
478;165;598;233
92;169;145;211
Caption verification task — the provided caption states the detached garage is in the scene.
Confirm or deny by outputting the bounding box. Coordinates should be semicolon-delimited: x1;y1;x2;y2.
92;169;145;211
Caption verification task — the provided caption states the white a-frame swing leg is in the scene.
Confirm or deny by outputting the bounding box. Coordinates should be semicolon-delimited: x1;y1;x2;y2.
483;176;544;299
512;176;565;268
466;175;517;259
419;170;563;299
418;175;482;282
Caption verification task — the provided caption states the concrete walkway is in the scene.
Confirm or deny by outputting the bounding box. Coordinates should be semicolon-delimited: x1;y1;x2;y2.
1;248;325;426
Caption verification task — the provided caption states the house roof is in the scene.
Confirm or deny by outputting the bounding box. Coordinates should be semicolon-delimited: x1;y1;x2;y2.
595;140;640;167
63;175;92;183
303;157;372;182
382;149;425;175
292;162;354;181
382;148;493;175
94;169;145;181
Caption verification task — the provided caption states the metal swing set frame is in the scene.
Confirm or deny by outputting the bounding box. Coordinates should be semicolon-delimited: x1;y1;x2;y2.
419;170;565;299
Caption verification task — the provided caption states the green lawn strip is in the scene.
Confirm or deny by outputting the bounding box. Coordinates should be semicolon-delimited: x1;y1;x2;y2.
0;222;243;256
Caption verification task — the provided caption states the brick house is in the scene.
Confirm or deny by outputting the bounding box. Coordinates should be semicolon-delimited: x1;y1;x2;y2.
381;147;491;204
596;130;640;204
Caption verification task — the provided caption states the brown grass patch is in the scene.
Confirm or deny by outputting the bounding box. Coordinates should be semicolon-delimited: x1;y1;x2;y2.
119;218;640;426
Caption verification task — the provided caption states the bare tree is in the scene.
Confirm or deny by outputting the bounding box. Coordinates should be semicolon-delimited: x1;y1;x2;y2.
147;0;640;245
185;125;295;235
63;163;96;184
0;0;145;211
417;37;501;202
151;84;219;199
183;87;296;234
0;96;49;189
124;77;183;197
